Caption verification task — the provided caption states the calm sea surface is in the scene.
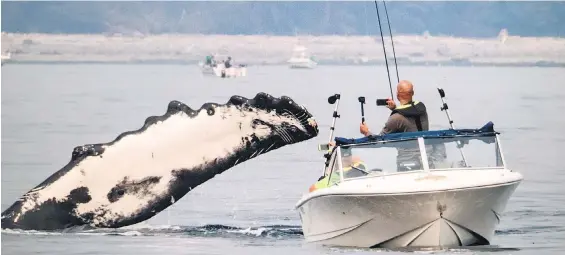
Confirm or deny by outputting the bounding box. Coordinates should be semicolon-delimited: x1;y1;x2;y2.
1;64;564;254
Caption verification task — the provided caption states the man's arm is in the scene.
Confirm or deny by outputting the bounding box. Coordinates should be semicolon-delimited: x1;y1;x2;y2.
362;115;404;136
377;115;399;135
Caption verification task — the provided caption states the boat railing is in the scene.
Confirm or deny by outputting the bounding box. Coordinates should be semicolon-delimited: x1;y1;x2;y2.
327;134;506;184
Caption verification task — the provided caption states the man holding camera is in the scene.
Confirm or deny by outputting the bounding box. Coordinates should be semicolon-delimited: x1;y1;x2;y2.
360;80;429;136
359;80;433;172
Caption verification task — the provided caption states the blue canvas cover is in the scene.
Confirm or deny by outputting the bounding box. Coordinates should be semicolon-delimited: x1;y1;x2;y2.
335;122;497;146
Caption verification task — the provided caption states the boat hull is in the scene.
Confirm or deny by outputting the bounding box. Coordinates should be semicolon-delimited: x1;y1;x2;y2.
297;173;521;248
200;64;247;77
288;59;317;69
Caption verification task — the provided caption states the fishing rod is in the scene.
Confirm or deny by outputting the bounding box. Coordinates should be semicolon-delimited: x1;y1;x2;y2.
319;94;341;176
437;88;469;167
373;0;394;99
381;0;399;84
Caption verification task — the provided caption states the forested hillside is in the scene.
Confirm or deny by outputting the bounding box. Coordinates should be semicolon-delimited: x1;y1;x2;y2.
2;1;564;37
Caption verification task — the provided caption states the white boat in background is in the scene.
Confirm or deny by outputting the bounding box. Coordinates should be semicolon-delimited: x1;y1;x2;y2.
198;55;247;78
295;92;523;248
1;52;11;66
498;28;509;44
353;53;370;64
287;45;317;69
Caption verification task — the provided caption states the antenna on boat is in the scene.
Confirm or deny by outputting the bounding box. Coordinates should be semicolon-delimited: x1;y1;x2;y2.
373;0;395;99
437;88;469;167
358;96;366;123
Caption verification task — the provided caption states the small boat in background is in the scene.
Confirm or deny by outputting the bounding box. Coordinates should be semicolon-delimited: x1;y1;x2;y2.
198;54;247;78
1;51;12;66
287;45;317;69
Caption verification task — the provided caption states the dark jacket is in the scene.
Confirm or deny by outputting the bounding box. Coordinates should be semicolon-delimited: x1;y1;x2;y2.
373;101;430;171
379;100;429;135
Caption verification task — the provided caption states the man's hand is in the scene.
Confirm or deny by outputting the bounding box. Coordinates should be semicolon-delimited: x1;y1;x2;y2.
360;122;370;136
386;98;396;110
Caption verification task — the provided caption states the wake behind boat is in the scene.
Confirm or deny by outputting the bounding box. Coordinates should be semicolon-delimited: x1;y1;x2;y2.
296;118;522;248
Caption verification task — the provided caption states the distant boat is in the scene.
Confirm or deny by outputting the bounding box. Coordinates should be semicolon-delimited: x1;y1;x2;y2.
287;45;317;69
1;52;11;66
498;29;509;44
354;53;369;64
198;54;247;78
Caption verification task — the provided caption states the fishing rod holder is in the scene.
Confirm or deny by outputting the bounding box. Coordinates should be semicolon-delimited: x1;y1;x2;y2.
437;88;446;97
328;94;340;104
437;88;454;125
358;96;366;122
436;87;468;166
440;103;449;111
437;88;451;114
332;111;340;119
320;93;342;174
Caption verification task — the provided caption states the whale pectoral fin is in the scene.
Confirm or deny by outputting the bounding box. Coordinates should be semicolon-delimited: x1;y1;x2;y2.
1;93;319;231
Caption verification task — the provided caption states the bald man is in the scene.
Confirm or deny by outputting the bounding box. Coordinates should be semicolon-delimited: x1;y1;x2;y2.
360;80;429;136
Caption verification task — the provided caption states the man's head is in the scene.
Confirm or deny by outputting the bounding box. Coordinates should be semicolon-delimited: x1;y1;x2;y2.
396;80;414;104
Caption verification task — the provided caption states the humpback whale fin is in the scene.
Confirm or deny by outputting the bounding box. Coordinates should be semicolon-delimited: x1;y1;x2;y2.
1;92;318;231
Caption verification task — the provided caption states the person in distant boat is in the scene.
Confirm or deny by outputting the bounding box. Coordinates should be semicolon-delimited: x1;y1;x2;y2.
224;57;232;68
359;80;431;171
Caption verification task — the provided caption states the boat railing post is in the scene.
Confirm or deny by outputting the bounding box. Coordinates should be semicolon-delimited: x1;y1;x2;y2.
495;134;508;168
336;147;345;183
418;137;430;172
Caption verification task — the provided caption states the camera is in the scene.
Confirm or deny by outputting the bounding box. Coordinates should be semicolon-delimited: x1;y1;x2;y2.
376;99;389;106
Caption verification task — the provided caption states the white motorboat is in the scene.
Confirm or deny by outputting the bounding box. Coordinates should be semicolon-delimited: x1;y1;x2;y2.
198;55;247;78
199;62;247;78
294;1;522;248
1;52;11;66
295;94;523;248
287;45;317;69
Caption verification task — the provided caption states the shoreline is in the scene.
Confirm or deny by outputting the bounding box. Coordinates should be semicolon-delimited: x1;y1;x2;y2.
3;60;564;68
2;33;565;67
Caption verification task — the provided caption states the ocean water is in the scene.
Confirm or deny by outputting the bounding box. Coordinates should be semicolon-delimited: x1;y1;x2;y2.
1;64;564;254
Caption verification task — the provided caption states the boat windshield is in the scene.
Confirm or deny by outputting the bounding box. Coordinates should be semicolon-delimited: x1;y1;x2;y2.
334;135;504;180
423;136;503;170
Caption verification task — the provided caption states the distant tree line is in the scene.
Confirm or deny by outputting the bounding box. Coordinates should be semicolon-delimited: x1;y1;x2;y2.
2;1;564;37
